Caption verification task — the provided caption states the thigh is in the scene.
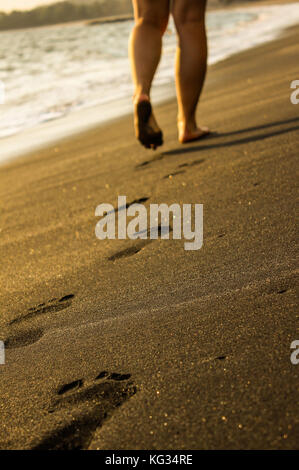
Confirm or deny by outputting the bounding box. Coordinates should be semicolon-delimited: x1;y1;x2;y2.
132;0;170;24
172;0;207;25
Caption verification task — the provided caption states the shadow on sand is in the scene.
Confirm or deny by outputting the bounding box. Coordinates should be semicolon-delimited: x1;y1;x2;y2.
162;116;299;157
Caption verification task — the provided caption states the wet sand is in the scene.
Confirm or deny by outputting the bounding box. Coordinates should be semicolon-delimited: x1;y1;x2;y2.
0;26;298;449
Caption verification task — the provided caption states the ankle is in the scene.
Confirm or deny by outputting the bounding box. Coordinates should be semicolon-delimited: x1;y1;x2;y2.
178;117;197;132
134;92;150;105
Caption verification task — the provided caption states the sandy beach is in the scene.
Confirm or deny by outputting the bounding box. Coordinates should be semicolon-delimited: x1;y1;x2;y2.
0;21;298;449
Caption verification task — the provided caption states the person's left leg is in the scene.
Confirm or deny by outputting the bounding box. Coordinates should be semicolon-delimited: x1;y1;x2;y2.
129;0;170;149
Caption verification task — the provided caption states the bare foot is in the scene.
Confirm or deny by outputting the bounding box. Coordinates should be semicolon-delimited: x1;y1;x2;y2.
178;120;210;144
134;95;163;150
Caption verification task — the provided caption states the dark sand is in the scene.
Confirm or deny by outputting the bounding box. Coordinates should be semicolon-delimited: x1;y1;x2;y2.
0;26;298;450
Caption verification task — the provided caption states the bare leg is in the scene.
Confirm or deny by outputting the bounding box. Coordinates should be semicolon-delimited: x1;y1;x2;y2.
129;0;170;149
172;0;209;143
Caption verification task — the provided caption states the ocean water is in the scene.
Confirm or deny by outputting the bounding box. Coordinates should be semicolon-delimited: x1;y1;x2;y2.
0;3;298;148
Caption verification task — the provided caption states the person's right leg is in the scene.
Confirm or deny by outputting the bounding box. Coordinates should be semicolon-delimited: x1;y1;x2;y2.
172;0;209;143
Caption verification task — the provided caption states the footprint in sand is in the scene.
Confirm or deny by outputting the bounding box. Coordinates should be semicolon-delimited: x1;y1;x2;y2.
162;158;205;180
4;294;75;350
4;327;44;350
163;170;186;179
108;225;172;261
115;196;150;213
34;371;136;450
177;158;205;169
9;294;75;326
108;240;151;261
135;153;164;169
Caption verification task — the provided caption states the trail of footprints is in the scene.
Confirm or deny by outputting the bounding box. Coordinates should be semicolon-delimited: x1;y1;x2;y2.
3;167;290;349
34;371;136;450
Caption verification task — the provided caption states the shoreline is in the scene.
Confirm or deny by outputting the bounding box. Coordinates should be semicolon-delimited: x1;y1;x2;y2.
0;0;298;31
1;1;299;165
